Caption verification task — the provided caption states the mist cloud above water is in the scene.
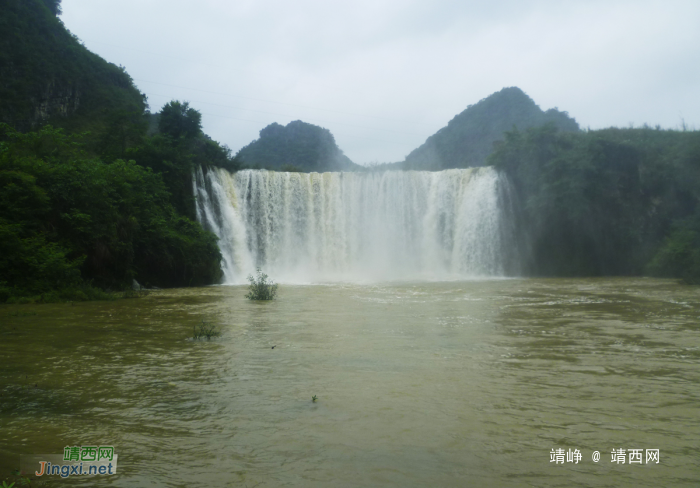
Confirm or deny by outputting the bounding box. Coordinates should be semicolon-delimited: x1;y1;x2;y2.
62;0;700;163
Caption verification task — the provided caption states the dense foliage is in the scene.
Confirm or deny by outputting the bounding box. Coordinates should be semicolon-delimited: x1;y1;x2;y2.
159;101;203;140
490;125;700;281
0;125;223;302
245;269;278;300
0;0;241;302
646;216;700;284
41;0;61;16
0;0;146;138
403;87;579;170
131;101;238;218
235;120;359;172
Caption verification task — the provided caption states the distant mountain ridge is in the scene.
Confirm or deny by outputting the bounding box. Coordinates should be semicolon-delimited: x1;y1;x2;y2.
402;87;579;170
232;88;577;173
235;120;360;172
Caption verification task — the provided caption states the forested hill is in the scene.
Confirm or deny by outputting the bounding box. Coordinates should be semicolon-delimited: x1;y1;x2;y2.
0;0;237;302
235;120;360;172
0;0;146;137
403;87;579;170
489;125;700;283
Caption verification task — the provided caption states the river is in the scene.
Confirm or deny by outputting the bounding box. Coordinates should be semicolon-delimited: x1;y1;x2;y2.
1;278;699;486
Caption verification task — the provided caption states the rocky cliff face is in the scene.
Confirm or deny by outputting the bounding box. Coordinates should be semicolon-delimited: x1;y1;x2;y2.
0;0;146;132
32;80;81;124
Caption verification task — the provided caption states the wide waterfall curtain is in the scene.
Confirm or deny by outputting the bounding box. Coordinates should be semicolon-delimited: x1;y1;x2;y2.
194;167;518;283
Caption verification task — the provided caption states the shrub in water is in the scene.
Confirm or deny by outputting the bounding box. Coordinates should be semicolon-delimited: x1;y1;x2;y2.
245;268;278;300
193;320;221;340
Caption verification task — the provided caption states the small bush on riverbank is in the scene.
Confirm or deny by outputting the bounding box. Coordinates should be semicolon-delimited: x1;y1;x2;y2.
245;268;278;300
646;215;700;285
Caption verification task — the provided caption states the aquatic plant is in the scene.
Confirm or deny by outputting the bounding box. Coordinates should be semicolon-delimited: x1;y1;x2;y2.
4;472;42;487
121;288;150;299
193;320;221;340
245;268;278;300
312;395;318;403
8;311;38;317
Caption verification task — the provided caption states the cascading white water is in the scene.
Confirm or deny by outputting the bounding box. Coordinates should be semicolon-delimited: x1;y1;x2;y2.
193;167;518;283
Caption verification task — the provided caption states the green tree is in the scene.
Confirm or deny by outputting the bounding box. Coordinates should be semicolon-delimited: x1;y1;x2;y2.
0;124;222;301
646;215;700;284
490;125;643;276
158;101;202;140
96;110;148;161
134;101;238;218
42;0;61;16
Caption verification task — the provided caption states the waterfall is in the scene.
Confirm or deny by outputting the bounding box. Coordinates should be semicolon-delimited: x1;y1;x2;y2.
193;167;518;283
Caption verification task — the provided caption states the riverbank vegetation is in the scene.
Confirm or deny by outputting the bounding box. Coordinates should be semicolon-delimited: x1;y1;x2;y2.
0;0;240;302
490;124;700;282
0;124;224;303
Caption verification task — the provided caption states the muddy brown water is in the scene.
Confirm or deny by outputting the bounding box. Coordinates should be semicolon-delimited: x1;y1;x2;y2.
1;278;699;487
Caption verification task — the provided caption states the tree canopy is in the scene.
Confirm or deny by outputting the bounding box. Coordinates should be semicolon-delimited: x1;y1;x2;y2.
489;124;700;281
0;124;223;302
158;100;203;140
41;0;61;15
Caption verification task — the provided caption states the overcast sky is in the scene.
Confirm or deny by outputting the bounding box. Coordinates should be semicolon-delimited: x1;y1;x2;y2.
62;0;699;164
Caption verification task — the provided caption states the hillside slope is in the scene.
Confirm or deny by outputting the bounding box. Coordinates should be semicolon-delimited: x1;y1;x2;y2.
0;1;229;301
403;87;579;170
0;0;146;133
235;120;360;172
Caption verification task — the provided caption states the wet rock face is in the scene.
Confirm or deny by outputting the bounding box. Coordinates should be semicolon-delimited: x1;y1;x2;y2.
33;80;81;123
0;72;82;129
1;0;147;133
